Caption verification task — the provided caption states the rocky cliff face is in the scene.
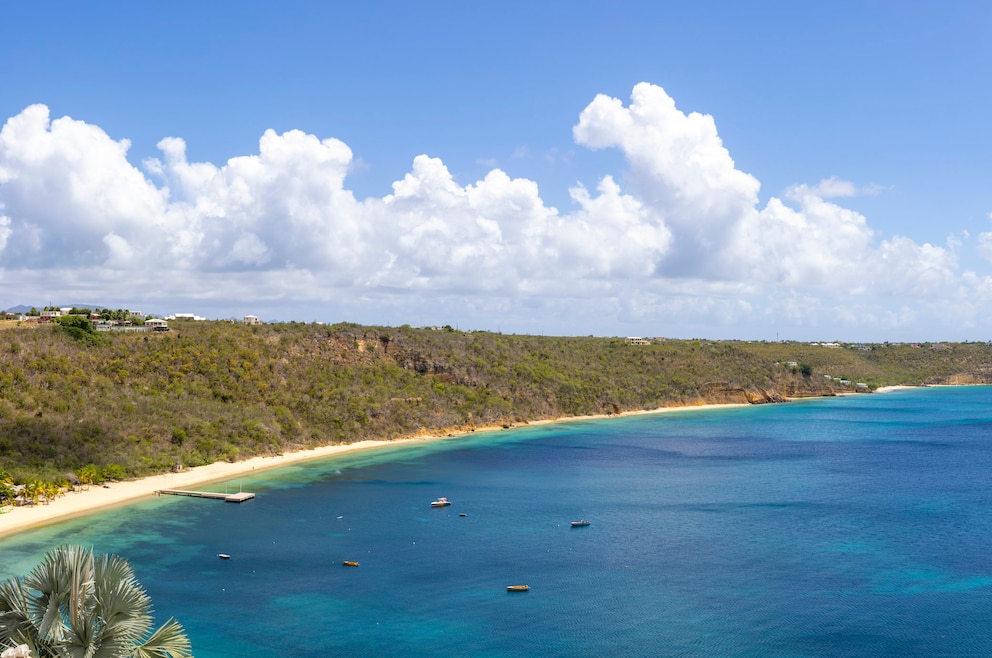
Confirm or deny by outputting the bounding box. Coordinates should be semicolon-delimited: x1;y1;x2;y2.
696;374;852;406
697;382;786;405
923;372;992;385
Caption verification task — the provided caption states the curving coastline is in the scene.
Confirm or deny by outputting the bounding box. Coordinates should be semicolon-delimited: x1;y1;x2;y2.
3;385;943;540
0;401;755;540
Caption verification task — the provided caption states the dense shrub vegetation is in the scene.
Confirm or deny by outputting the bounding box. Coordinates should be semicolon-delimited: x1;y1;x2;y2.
1;320;990;491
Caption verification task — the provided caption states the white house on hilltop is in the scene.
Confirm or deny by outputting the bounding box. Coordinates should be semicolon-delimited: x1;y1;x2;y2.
244;315;261;325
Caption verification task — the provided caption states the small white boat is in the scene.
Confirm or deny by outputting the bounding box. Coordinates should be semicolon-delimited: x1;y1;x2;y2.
430;497;451;507
570;520;591;527
218;553;231;559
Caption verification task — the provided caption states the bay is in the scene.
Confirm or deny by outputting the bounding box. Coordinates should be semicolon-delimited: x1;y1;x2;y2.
2;386;992;656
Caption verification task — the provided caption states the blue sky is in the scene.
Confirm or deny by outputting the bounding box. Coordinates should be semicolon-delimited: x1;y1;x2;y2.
1;1;990;340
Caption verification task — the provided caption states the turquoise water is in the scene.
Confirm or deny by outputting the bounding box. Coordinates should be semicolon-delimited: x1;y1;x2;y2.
3;387;992;656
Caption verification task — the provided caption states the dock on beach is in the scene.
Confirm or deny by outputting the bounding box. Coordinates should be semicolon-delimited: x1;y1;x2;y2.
156;489;255;503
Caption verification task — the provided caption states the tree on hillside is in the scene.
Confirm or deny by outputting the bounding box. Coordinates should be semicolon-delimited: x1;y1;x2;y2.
0;545;192;658
100;464;127;482
0;471;13;506
54;316;102;345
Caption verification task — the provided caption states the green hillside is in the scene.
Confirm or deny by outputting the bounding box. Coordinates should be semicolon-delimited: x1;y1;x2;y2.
1;320;990;489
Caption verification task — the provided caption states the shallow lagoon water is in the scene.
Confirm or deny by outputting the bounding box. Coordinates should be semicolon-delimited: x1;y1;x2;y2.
2;387;992;656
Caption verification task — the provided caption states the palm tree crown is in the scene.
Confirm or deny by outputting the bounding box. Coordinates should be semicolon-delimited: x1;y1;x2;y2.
0;545;191;658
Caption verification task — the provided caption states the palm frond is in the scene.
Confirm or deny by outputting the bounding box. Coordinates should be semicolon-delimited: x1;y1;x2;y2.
25;545;96;644
128;619;192;658
0;579;39;657
92;580;152;647
1;547;191;658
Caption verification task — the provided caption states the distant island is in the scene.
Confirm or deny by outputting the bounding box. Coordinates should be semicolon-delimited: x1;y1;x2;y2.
1;314;990;501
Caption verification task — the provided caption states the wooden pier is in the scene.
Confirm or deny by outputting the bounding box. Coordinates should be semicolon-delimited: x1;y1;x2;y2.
156;489;255;503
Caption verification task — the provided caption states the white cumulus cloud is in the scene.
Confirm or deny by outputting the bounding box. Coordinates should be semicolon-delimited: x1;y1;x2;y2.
0;85;985;339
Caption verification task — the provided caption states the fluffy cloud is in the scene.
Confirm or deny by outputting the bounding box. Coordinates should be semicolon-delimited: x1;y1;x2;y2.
0;105;167;267
574;82;760;278
787;177;885;200
977;214;992;263
0;86;984;338
572;84;960;303
0;214;10;253
144;130;364;272
980;233;992;262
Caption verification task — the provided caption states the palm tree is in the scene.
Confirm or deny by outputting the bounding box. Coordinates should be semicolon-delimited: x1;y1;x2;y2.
0;472;13;509
0;545;191;657
75;466;97;490
21;483;40;506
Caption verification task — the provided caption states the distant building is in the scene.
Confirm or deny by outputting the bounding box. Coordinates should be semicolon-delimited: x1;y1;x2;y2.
40;310;62;321
243;315;261;325
145;318;169;331
625;337;651;345
167;313;206;321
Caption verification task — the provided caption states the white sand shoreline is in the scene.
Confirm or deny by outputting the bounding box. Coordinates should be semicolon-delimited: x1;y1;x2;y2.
0;436;433;540
0;402;752;539
0;392;912;539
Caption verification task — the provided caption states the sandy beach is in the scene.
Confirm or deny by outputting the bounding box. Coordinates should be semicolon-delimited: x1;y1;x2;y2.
0;399;793;539
0;436;438;540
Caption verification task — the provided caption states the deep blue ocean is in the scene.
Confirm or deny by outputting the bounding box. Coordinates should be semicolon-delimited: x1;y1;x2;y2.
3;386;992;657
